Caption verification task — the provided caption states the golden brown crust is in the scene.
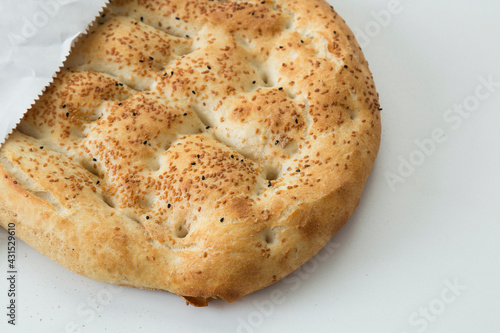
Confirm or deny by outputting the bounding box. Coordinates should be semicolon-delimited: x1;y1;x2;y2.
0;0;380;305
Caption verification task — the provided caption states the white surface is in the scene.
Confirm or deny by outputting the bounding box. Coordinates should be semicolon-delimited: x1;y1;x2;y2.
1;0;500;332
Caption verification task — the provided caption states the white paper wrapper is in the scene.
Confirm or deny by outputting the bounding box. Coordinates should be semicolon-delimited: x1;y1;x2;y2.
0;0;109;145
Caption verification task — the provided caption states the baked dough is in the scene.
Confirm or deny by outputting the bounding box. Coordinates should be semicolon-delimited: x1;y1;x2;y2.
0;0;381;306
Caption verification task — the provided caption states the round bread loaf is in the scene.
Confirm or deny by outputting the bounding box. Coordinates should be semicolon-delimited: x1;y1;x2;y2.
0;0;381;306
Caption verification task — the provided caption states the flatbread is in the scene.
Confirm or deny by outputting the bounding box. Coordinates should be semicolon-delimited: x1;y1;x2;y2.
0;0;381;306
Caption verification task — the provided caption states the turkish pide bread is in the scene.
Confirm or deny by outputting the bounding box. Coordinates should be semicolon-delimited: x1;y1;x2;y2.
0;0;381;306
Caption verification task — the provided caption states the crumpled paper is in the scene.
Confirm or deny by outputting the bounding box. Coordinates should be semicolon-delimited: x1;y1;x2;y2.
0;0;109;145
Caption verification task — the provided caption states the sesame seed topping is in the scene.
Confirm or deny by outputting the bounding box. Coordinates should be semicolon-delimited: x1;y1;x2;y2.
5;0;382;285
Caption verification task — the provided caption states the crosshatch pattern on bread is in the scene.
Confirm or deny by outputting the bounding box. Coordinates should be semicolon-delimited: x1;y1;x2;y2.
0;0;381;306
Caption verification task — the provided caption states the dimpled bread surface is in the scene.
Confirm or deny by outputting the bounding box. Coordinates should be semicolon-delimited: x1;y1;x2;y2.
0;0;381;306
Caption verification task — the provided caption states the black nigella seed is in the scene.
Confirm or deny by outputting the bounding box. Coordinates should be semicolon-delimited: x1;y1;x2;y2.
220;218;224;222
197;154;200;158
278;87;283;91
146;216;150;220
279;46;283;49
206;126;211;129
268;181;272;187
296;169;301;172
175;17;180;20
300;40;304;43
168;204;171;208
275;140;279;145
132;112;136;116
202;176;205;180
139;60;144;63
149;56;154;60
96;181;100;185
143;141;148;145
93;158;97;162
230;155;234;159
207;65;211;69
305;165;310;168
252;81;256;84
140;17;143;22
66;112;69;117
183;113;188;116
295;119;298;124
192;91;196;95
62;104;66;108
191;162;196;165
118;103;122;106
344;65;348;69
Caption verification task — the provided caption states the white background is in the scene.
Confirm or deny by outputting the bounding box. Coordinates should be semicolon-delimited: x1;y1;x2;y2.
1;0;500;332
